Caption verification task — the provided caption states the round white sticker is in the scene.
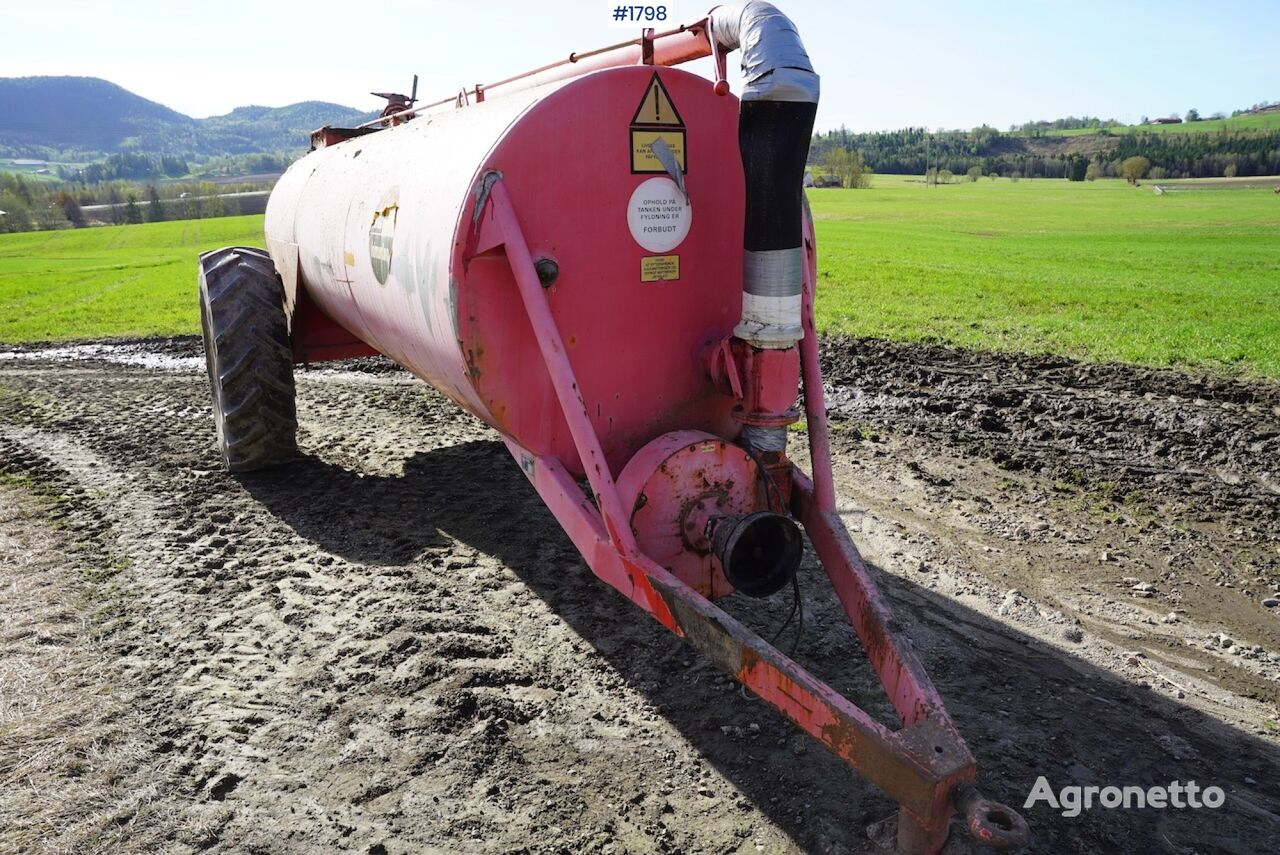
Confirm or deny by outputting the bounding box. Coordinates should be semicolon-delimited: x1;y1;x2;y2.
627;177;691;253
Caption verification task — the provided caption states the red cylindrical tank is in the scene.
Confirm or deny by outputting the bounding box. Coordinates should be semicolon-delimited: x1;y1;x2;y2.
265;66;745;476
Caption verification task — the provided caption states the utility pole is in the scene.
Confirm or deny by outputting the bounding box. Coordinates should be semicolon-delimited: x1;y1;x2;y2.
925;130;932;187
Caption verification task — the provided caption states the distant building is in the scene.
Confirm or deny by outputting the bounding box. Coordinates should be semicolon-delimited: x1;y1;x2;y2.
803;171;815;188
1150;116;1183;125
11;158;47;166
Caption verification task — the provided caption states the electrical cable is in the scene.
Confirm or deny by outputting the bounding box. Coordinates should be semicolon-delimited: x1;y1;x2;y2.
739;552;806;704
737;441;805;702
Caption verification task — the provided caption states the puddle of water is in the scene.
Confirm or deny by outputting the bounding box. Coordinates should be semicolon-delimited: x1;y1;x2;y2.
0;343;403;380
0;344;204;373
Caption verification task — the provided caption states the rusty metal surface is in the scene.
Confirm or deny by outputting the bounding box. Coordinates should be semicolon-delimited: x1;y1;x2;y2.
309;125;380;150
641;551;972;825
615;430;769;598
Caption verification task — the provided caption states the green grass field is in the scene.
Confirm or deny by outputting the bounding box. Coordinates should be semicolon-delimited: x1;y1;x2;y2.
1;178;1278;377
0;217;263;340
810;176;1280;376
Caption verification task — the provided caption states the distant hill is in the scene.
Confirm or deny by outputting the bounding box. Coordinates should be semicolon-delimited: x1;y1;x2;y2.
200;102;377;153
0;77;195;154
0;77;374;160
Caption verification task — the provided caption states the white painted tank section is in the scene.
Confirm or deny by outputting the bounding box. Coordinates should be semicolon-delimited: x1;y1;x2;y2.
264;83;562;418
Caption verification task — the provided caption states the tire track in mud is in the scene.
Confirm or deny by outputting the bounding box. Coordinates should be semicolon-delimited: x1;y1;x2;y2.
819;338;1280;695
0;364;820;854
1;342;1279;854
821;337;1280;519
0;395;558;850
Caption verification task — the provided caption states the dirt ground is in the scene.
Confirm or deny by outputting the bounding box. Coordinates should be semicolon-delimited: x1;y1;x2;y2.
0;336;1277;855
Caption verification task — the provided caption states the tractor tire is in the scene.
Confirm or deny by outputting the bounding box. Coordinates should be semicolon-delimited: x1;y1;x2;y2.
198;246;297;472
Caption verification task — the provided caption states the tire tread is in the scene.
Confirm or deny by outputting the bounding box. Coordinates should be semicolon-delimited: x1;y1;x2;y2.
198;246;297;471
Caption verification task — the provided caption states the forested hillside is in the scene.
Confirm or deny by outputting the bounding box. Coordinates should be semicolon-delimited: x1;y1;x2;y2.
0;77;196;157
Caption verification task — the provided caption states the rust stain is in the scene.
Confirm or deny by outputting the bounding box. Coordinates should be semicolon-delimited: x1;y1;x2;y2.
464;345;485;382
819;717;864;764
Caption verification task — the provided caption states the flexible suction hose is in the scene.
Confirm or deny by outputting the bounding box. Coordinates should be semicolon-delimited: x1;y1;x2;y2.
709;1;820;349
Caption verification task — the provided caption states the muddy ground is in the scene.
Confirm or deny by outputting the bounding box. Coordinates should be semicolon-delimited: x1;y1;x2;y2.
0;336;1277;855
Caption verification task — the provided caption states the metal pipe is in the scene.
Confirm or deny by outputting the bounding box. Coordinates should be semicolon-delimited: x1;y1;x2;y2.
799;200;837;513
354;23;713;130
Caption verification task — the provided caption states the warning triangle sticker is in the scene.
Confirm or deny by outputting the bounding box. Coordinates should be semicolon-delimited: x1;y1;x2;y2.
631;72;684;127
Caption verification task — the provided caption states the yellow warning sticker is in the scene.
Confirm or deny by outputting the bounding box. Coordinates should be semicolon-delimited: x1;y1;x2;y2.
631;72;684;126
640;254;680;282
631;129;686;173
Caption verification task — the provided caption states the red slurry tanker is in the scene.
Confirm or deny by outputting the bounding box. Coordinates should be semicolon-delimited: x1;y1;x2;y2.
197;4;1028;851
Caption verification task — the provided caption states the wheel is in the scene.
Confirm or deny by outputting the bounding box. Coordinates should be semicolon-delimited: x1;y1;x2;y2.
198;246;297;472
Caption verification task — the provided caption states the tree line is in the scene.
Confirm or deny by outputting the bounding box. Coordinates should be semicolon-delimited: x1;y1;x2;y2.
810;125;1280;181
54;151;295;185
1112;132;1280;178
58;152;191;184
1009;116;1123;134
0;172;270;233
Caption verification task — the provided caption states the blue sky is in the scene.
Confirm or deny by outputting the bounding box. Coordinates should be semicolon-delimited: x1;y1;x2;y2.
4;0;1277;131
